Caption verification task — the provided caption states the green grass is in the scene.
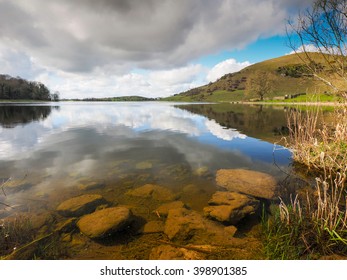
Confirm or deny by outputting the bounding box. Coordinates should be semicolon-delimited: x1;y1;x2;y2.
262;200;347;260
164;90;246;102
204;90;245;102
266;93;341;103
262;205;305;260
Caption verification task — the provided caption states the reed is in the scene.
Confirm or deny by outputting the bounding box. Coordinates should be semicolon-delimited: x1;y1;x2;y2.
0;214;35;257
285;106;347;173
264;105;347;259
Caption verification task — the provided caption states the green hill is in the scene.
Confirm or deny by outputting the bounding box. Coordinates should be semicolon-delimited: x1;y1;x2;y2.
164;53;333;102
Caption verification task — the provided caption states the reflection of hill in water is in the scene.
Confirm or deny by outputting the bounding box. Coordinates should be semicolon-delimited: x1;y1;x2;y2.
0;105;59;128
175;103;288;143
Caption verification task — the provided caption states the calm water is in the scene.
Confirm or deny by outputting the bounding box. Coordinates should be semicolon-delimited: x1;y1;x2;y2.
0;102;293;259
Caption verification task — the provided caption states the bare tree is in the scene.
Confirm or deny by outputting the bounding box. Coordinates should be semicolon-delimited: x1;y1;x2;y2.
245;71;274;101
287;0;347;95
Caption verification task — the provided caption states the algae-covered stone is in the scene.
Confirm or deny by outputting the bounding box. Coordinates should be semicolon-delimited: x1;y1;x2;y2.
77;207;133;239
126;184;177;201
203;191;259;224
56;194;106;217
216;169;277;199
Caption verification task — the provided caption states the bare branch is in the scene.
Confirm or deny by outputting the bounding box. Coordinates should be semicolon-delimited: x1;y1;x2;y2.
287;0;347;95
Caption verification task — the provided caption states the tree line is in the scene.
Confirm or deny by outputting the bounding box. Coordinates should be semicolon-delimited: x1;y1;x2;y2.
0;74;59;101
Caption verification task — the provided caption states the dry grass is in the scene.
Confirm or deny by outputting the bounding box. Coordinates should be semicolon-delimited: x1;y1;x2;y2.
264;104;347;258
285;106;347;173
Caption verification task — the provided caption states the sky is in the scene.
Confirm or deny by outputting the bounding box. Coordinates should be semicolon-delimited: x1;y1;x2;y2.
0;0;314;99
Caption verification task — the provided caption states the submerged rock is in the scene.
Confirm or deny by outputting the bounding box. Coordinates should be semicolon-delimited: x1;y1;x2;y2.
126;184;178;201
135;161;153;170
55;218;77;233
193;166;210;177
149;245;205;260
56;194;106;217
164;208;237;244
216;169;277;199
141;220;165;234
203;191;259;224
182;184;200;195
30;212;55;230
77;207;133;239
158;164;190;181
78;181;106;191
155;201;186;217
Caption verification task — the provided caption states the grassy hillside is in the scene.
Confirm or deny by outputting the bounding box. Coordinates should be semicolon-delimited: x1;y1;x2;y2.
164;53;332;102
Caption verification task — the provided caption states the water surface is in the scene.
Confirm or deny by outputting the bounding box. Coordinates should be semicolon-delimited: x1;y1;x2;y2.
0;102;293;259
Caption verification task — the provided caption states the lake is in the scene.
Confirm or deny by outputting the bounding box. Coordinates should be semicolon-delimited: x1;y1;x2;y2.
0;102;294;259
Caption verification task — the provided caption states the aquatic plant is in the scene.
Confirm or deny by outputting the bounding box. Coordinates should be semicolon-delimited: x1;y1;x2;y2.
0;215;35;257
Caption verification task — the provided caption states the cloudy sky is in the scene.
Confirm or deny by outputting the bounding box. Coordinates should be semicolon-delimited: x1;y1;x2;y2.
0;0;313;99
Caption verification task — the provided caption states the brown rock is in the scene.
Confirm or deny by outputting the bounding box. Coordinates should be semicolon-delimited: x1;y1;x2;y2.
193;166;210;177
55;218;77;233
56;194;106;217
78;181;106;191
203;191;259;224
149;245;204;260
141;220;165;234
77;207;133;239
135;161;153;170
126;184;177;201
155;201;186;217
182;184;200;194
164;208;237;244
216;169;277;199
30;213;54;230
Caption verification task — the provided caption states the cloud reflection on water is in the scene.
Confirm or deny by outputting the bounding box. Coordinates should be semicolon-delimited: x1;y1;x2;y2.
0;103;291;190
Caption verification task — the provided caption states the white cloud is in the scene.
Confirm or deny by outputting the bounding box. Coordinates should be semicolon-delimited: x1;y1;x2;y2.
287;44;321;55
37;65;207;99
148;65;204;86
206;59;251;82
204;119;247;141
287;44;342;56
0;102;249;160
0;0;314;98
